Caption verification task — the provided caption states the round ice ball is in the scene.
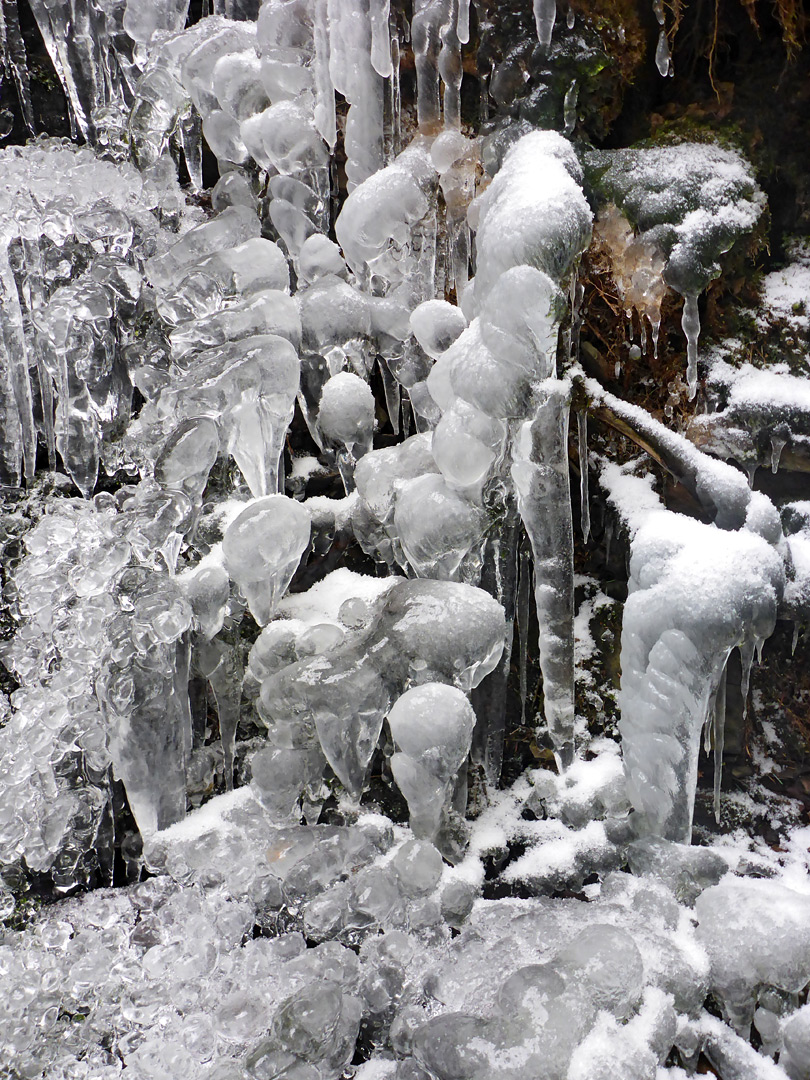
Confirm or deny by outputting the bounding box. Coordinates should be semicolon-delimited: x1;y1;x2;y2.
318;372;375;448
410;299;467;360
388;682;476;773
223;496;311;585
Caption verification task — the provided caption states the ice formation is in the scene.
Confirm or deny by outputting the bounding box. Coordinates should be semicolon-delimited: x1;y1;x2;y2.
0;3;807;1079
585;143;766;396
604;465;784;840
690;356;810;481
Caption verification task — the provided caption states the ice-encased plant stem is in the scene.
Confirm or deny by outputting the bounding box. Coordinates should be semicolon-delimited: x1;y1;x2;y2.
601;464;784;840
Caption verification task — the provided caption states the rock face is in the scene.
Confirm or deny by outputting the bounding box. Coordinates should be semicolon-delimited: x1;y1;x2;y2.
0;1;809;1077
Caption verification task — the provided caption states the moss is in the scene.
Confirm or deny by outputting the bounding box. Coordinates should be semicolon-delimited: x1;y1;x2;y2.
2;891;43;933
569;0;647;86
472;0;644;151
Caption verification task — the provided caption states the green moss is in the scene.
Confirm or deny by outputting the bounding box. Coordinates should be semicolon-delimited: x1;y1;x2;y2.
2;892;43;932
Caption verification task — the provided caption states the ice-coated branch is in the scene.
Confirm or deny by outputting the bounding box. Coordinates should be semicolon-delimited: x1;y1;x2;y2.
600;462;784;841
579;375;755;530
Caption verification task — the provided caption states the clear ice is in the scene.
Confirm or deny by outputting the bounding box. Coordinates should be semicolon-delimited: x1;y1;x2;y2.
0;4;805;1079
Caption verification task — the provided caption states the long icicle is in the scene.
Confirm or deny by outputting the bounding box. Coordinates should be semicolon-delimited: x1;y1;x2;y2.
712;662;727;823
0;241;36;483
577;409;590;543
512;382;576;769
1;0;35;133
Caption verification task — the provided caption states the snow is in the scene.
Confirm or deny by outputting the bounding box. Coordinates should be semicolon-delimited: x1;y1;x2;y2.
711;359;810;413
275;567;396;625
155;785;255;843
758;240;810;333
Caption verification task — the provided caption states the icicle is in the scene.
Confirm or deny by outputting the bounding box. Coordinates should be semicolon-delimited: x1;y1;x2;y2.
20;238;56;468
412;0;449;131
391;36;401;154
512;383;576;769
770;434;786;474
650;313;661;358
569;268;584;366
0;343;23;484
655;30;671;77
471;504;520;788
517;538;531;725
378;357;401;436
755;635;764;665
440;0;463;128
566;4;575;29
199;641;243;791
1;0;35;133
313;0;336;149
533;0;556;47
712;664;727;823
577;410;590;543
681;293;701;399
177;633;193;772
792;623;800;655
180;112;203;192
402;391;412;437
369;0;392;77
652;0;666;24
458;0;471;43
0;241;36;483
739;638;755;720
563;79;578;136
328;0;384;187
27;0;90;140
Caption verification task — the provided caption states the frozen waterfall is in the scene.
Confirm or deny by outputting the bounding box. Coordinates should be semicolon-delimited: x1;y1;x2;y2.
0;2;807;1078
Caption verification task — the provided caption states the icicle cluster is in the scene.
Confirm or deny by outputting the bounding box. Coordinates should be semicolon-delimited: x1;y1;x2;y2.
586;143;766;397
0;140;181;492
0;5;807;1078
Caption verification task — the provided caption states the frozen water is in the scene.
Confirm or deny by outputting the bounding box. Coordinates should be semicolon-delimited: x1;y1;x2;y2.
222;496;312;624
602;462;784;840
0;9;806;1080
388;683;476;850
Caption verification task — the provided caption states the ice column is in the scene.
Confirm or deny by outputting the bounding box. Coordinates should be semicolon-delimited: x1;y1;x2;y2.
469;131;592;767
328;0;385;188
511;382;577;765
603;467;785;840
